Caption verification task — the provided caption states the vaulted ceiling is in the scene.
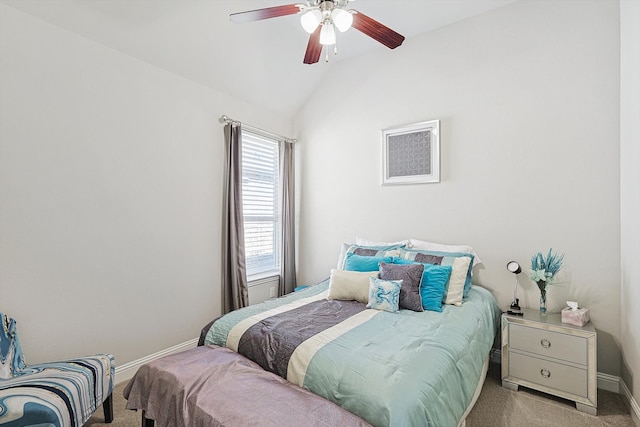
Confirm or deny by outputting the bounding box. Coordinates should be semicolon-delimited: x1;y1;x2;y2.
1;0;517;118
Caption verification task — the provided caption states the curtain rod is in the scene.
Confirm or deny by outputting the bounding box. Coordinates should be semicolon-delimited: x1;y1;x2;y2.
219;115;297;144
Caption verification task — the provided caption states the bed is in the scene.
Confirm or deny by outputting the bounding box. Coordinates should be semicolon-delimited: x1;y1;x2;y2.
124;344;372;427
202;247;501;427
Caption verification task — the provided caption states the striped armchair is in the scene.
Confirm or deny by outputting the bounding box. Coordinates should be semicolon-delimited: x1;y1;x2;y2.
0;313;115;426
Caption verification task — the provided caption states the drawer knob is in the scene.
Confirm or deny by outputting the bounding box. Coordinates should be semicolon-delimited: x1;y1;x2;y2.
540;338;551;348
540;368;551;379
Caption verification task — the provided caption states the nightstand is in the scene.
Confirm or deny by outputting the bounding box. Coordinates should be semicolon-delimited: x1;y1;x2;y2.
501;309;597;415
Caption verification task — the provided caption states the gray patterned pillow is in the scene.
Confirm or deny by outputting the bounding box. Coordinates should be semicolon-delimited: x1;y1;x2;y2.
379;262;424;312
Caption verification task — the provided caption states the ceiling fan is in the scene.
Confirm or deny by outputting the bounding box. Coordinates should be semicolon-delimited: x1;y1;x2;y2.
230;0;405;64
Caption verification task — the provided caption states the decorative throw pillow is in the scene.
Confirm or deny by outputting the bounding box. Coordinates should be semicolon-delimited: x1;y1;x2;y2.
336;242;353;269
344;253;393;272
422;265;452;311
414;253;444;265
444;257;471;306
409;238;482;266
379;262;424;312
366;277;401;313
0;313;26;379
337;243;406;269
393;259;452;311
399;249;475;297
328;269;379;304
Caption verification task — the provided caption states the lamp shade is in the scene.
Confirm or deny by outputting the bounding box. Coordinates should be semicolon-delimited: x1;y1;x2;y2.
331;8;353;32
506;261;522;274
319;23;336;45
300;9;322;33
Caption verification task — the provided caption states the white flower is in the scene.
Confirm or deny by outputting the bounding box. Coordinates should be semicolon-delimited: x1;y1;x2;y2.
530;269;548;282
530;268;556;284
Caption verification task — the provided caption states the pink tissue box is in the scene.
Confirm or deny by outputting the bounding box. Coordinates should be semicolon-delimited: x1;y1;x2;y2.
561;307;590;327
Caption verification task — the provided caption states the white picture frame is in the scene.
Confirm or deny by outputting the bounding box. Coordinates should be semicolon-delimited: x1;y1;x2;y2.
382;120;440;185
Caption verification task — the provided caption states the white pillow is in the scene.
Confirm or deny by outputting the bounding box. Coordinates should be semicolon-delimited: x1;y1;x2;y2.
355;237;410;247
409;238;482;267
328;269;379;303
444;257;471;306
336;242;352;269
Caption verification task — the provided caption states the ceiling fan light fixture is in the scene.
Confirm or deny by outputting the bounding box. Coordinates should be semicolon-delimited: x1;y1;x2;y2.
230;1;406;65
331;8;353;32
300;9;322;33
319;23;336;45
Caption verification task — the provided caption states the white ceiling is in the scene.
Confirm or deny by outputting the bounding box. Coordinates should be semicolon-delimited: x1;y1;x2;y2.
1;0;517;118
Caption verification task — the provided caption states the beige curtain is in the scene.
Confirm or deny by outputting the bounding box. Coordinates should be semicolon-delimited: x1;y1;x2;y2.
279;140;297;295
222;123;249;314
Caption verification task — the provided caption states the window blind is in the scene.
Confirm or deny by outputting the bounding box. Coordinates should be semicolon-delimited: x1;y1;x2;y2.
241;130;280;277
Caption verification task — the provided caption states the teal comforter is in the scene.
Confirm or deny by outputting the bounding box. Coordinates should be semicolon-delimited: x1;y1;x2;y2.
205;281;500;427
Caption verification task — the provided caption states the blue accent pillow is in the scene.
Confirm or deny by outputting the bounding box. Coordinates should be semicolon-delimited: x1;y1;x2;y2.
399;249;474;297
338;243;406;269
366;277;401;313
394;259;452;312
344;253;393;272
0;313;26;378
379;262;424;312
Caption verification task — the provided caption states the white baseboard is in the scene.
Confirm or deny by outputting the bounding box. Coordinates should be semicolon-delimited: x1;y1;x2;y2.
115;338;199;385
490;348;502;364
620;379;640;427
597;371;621;393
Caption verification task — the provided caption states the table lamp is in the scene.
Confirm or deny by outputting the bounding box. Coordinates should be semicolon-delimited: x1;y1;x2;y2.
506;261;523;316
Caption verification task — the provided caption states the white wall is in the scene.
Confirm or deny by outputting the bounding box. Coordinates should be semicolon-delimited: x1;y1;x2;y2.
295;0;622;375
620;0;640;416
0;4;291;366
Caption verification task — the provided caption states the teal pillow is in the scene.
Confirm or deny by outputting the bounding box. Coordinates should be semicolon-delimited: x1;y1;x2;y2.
399;249;474;297
366;277;401;313
338;243;406;269
344;253;393;272
394;259;452;312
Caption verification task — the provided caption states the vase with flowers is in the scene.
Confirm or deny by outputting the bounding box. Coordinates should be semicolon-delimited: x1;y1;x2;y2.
529;248;564;315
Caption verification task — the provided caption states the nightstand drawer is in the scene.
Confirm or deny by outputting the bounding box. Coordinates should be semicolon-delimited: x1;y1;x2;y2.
509;324;587;365
509;351;588;398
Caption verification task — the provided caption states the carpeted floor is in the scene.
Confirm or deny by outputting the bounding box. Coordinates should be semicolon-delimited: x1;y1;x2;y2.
85;362;635;427
465;363;635;427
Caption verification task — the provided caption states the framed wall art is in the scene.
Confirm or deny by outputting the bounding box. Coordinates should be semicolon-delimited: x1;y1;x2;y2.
381;120;440;185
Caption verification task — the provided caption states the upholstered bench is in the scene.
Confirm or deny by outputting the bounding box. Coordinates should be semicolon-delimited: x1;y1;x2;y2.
0;313;115;426
124;345;371;427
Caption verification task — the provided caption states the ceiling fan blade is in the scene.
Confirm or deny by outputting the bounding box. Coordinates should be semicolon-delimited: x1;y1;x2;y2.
303;26;322;64
351;11;405;49
230;4;302;24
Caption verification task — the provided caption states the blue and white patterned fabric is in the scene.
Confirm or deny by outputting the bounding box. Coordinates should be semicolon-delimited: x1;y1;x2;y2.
0;316;25;379
0;313;115;427
366;277;402;313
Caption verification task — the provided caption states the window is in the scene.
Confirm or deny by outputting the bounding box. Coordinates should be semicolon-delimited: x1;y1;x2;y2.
241;130;280;277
